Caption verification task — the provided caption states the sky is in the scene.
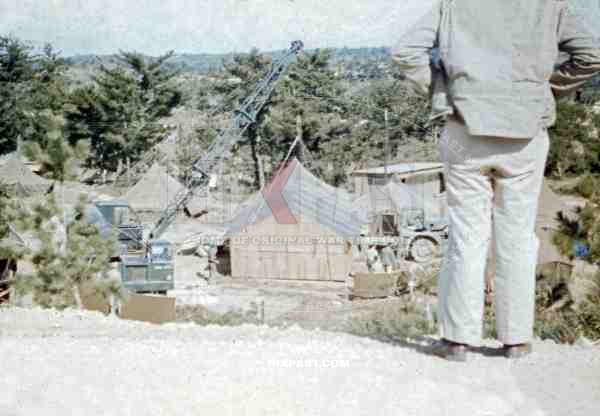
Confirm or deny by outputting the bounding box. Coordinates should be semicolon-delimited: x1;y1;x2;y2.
0;0;432;56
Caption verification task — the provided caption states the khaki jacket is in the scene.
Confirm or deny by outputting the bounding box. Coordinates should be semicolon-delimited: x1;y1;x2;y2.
391;0;600;138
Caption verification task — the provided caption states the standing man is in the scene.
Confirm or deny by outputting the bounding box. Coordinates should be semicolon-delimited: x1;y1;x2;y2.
391;0;600;361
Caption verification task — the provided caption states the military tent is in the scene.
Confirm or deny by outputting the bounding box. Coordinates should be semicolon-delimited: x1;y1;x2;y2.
0;154;50;196
225;159;365;281
124;163;186;213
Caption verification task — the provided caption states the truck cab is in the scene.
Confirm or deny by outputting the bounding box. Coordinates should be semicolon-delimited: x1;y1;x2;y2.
120;239;174;295
94;200;144;254
94;200;174;294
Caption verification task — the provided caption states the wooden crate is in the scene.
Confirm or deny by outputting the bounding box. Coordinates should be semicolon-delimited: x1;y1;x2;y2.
350;271;408;299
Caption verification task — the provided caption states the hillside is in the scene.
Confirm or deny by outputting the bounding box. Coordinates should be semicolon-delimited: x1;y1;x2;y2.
65;47;392;77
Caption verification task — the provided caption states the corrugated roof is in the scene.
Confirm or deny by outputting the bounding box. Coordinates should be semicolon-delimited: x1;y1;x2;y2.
226;159;365;238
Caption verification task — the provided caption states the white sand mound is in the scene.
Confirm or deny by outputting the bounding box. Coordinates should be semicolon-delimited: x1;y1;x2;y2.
1;307;599;416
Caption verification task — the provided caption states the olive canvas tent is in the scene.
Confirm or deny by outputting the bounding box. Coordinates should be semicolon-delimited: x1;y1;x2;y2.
225;160;365;281
0;154;50;197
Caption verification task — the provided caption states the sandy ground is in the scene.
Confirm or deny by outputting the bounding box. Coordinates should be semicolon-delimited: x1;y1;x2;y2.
1;307;599;416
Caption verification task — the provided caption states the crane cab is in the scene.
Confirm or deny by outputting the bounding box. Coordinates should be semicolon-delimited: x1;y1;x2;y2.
119;239;174;295
94;200;144;253
95;200;174;294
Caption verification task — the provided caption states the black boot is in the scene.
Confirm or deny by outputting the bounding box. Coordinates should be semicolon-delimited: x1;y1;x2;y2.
503;343;532;359
430;338;469;362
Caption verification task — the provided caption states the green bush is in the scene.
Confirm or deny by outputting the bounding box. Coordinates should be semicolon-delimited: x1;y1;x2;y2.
530;269;600;343
176;302;261;326
546;101;600;178
345;299;434;341
574;175;598;199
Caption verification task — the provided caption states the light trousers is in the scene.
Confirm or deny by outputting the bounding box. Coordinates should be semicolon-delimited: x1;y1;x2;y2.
437;116;549;346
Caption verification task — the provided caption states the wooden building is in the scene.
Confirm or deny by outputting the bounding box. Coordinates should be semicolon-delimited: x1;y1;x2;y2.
351;162;447;231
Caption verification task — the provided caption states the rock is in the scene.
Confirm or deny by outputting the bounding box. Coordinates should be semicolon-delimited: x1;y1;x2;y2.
575;336;596;348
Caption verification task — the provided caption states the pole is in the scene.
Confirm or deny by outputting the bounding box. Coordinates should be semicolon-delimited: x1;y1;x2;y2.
256;134;265;189
296;115;305;164
384;109;389;180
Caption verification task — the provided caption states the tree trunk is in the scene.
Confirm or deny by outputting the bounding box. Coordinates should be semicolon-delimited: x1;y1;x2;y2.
109;293;118;316
256;153;265;190
60;183;67;255
117;158;123;177
72;285;83;310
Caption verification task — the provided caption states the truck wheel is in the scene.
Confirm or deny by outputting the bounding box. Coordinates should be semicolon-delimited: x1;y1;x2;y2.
410;237;439;263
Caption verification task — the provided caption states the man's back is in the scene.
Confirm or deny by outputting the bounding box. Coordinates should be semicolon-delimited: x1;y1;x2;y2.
392;0;600;138
390;0;600;361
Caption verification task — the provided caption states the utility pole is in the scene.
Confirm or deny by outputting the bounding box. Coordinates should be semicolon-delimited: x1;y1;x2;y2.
296;115;305;164
384;109;389;181
256;134;266;189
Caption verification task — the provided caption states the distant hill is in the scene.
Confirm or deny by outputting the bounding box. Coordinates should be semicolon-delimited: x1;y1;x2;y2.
65;47;392;75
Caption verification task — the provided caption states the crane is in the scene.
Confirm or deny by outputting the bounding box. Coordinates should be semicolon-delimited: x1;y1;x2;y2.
97;40;304;294
149;40;304;238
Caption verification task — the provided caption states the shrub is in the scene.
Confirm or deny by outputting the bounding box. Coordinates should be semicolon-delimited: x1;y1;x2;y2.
344;299;435;341
176;303;261;326
574;175;599;199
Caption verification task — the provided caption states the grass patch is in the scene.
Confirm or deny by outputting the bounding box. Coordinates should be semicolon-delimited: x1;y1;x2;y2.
344;298;435;342
176;302;262;326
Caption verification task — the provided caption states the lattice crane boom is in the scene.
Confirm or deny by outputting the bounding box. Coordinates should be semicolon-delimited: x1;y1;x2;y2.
149;40;304;238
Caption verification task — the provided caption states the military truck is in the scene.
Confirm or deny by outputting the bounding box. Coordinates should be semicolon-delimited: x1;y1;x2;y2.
119;239;174;295
401;220;448;263
362;208;448;264
94;200;144;254
94;200;175;294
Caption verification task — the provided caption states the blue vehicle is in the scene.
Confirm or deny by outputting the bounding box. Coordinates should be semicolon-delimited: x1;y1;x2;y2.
94;200;175;294
119;239;174;295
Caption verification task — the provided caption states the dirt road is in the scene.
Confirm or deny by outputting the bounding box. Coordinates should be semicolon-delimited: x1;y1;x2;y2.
1;307;598;416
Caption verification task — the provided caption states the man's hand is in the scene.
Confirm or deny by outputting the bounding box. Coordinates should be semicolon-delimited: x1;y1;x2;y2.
551;2;600;97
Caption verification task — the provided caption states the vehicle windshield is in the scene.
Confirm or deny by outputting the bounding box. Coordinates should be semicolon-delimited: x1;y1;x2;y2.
114;207;130;226
151;245;173;262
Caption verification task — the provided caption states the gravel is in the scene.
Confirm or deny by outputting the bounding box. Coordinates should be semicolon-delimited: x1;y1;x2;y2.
1;307;599;416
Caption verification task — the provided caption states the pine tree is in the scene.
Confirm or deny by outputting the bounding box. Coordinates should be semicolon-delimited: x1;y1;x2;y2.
0;37;71;155
22;194;117;309
259;49;349;182
0;36;34;154
202;48;273;188
24;111;86;183
66;51;182;173
547;100;600;177
175;124;216;186
0;183;27;290
117;50;182;118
